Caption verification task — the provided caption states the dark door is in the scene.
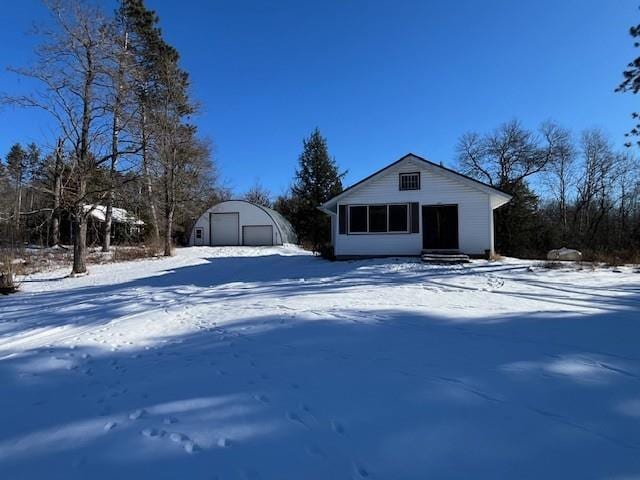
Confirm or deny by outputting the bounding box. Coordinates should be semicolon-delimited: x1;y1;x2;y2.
422;205;459;250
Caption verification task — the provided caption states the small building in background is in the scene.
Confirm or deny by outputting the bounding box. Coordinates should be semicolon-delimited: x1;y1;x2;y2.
84;205;145;244
189;200;296;246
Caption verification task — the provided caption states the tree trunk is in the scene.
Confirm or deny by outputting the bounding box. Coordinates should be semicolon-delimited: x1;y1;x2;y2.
164;205;174;256
15;181;22;239
163;146;177;257
141;108;161;246
72;174;88;275
102;31;127;253
102;193;114;252
51;140;63;246
73;42;93;275
72;213;88;275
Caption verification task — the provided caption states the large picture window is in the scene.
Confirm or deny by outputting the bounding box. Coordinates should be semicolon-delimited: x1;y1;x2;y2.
348;204;409;234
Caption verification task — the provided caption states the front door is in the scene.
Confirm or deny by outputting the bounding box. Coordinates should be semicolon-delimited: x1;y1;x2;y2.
422;205;459;250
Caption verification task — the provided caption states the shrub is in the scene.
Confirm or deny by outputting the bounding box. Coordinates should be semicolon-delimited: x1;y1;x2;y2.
111;246;159;263
318;244;335;261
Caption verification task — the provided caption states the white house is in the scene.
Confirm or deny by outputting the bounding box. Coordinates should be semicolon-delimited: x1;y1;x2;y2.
189;200;297;246
319;153;512;259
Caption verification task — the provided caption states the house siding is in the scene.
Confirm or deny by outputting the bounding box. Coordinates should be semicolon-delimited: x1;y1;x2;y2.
334;158;492;257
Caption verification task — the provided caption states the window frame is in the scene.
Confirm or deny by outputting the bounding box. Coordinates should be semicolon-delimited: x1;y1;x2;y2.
399;172;421;191
347;203;410;234
195;228;203;239
347;205;369;233
388;203;409;233
368;204;388;233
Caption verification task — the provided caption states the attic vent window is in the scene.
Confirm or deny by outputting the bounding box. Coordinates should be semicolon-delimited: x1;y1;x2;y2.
399;172;420;190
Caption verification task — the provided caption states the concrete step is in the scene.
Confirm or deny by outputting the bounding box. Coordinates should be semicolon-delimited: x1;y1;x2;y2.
421;253;470;264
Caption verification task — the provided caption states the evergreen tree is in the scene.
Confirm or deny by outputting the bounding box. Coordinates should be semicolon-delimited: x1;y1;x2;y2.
494;180;541;257
290;129;344;250
5;143;28;235
617;12;640;147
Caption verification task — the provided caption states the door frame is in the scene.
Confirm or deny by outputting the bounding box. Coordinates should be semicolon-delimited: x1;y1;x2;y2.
209;212;240;246
194;227;204;246
421;204;459;250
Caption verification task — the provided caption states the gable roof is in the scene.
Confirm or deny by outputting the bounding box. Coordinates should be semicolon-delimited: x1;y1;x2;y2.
320;153;512;213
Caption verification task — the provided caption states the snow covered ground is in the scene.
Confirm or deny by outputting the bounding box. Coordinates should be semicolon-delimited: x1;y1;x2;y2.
1;246;639;479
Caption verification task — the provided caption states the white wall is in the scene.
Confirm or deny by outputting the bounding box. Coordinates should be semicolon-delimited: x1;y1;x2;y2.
334;158;493;256
189;201;281;246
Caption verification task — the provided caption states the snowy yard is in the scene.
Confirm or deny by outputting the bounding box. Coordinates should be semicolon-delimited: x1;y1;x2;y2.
1;246;639;479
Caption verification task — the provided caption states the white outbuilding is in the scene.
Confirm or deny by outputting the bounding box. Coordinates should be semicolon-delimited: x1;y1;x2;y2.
189;200;297;247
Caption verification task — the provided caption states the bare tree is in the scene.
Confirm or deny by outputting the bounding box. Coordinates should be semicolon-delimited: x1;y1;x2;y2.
50;139;65;246
542;124;575;240
573;129;616;240
243;180;272;207
101;8;138;252
457;120;560;189
4;1;131;274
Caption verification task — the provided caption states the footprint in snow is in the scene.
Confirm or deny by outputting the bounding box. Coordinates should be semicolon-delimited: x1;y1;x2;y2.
331;420;345;435
286;411;309;429
141;428;165;438
169;432;188;443
163;417;178;425
184;440;199;454
217;437;231;448
104;421;117;432
305;444;326;459
254;394;269;403
129;409;147;420
352;463;371;478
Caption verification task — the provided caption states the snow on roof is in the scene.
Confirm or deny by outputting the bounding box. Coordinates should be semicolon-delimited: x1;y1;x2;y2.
83;205;144;225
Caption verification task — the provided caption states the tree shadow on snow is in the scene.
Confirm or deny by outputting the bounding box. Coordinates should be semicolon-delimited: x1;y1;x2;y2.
1;300;640;479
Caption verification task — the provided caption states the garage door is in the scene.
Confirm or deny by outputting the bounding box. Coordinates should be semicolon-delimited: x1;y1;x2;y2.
210;212;239;246
243;225;273;246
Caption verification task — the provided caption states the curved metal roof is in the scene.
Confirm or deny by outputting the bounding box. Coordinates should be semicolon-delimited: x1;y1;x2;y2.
209;200;298;245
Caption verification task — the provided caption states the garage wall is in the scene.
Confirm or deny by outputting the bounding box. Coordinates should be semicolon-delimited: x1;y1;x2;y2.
189;200;281;246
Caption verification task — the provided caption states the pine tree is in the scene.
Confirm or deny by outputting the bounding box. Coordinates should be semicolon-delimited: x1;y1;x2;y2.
494;180;540;257
290;129;344;250
5;143;28;236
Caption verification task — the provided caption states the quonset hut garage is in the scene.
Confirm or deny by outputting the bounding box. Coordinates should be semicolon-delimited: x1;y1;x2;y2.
189;200;297;246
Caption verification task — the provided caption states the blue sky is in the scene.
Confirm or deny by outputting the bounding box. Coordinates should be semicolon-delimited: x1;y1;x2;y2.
0;0;637;196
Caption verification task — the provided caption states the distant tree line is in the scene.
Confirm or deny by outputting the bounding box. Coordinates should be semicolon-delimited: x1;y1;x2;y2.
0;0;223;274
457;120;640;260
